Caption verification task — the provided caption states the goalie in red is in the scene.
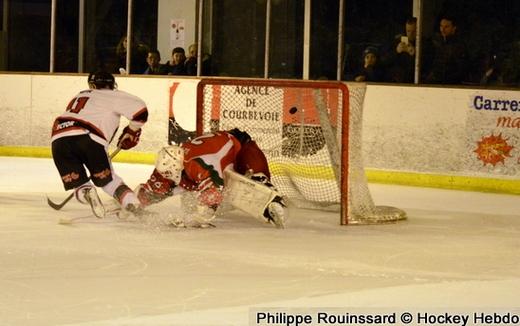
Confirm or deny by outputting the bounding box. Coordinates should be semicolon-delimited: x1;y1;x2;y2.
136;128;287;228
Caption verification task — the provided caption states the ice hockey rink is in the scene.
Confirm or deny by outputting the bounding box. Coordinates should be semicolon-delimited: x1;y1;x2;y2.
1;156;519;326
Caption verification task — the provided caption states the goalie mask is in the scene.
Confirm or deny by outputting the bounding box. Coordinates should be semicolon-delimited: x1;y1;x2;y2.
155;145;184;183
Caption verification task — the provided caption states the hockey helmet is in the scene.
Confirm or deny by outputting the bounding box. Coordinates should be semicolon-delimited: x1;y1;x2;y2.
88;71;116;90
228;128;251;144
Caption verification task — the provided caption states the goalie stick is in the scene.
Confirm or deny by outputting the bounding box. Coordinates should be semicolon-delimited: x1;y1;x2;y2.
46;147;122;210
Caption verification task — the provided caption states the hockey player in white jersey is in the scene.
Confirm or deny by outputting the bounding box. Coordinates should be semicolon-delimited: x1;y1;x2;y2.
51;71;148;217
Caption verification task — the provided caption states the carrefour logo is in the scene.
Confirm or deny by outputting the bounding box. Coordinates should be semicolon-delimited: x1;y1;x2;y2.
473;95;520;112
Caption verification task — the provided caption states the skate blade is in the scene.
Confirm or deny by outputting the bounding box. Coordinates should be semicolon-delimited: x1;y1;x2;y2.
85;191;105;218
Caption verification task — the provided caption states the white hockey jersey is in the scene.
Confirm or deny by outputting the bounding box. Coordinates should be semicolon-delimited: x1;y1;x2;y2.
51;89;148;147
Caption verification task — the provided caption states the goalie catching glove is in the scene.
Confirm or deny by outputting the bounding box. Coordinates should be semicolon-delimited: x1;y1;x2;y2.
117;125;141;150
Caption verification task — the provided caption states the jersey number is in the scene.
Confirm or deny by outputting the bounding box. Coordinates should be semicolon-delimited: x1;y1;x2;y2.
190;132;215;145
66;97;89;113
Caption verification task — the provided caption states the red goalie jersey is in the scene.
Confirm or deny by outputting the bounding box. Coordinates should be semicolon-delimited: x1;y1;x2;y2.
180;130;270;190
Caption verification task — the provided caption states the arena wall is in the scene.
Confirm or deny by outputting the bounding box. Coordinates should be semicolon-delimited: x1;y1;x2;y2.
0;73;518;194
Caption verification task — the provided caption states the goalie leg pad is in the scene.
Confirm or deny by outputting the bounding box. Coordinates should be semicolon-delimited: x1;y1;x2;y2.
223;169;286;228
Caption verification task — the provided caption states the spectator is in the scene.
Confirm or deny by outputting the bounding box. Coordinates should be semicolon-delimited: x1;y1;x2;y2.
424;15;468;84
386;17;417;83
143;49;167;75
184;43;212;76
479;53;503;86
354;46;385;82
500;41;520;86
115;35;149;74
165;47;187;75
185;43;198;75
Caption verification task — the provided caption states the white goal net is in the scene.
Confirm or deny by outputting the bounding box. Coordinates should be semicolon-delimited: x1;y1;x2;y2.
196;78;406;225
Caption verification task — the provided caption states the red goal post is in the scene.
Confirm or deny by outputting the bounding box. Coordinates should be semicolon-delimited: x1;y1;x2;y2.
196;78;406;225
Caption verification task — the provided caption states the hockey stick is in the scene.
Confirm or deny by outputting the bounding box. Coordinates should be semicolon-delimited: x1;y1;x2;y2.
46;147;122;210
58;206;123;225
46;191;74;210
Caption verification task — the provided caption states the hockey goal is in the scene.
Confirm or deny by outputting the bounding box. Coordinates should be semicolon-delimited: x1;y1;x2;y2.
196;78;406;225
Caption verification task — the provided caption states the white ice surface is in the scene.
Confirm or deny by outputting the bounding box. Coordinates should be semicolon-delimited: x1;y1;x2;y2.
1;157;519;326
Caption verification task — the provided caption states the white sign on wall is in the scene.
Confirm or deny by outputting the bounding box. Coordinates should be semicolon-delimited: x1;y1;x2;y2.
170;19;185;49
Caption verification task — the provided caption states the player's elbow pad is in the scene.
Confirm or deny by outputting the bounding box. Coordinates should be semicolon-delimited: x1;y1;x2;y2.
132;108;148;123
